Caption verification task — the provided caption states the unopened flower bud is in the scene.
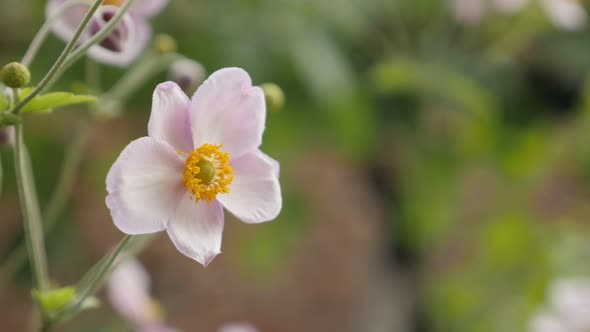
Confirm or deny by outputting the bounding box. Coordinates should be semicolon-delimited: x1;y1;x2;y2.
261;83;284;112
0;126;15;147
153;34;177;55
1;62;30;88
168;58;206;95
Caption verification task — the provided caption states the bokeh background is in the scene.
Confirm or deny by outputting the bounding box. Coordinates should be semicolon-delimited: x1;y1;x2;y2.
2;0;590;331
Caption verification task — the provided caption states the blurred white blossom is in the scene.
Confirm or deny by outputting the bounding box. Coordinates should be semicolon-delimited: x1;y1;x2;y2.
451;0;488;25
540;0;587;31
108;258;176;332
218;323;259;332
450;0;587;30
529;277;590;332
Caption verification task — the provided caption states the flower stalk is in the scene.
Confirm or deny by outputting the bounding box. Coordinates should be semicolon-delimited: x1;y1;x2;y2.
45;235;140;330
51;0;136;83
10;0;104;115
21;0;91;67
13;121;49;291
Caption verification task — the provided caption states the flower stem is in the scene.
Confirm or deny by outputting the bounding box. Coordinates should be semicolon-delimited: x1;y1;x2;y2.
21;0;91;67
44;119;92;226
0;113;92;288
0;52;177;285
10;0;104;115
13;122;49;291
50;0;136;85
104;52;183;103
46;235;134;329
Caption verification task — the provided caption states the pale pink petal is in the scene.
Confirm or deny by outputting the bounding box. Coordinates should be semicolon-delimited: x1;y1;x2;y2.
540;0;587;31
167;194;224;266
451;0;488;25
190;68;266;158
107;258;153;326
106;137;185;234
257;150;280;178
46;1;90;43
218;323;259;332
491;0;530;13
131;0;169;18
87;8;151;66
217;150;281;224
148;82;193;152
549;278;590;326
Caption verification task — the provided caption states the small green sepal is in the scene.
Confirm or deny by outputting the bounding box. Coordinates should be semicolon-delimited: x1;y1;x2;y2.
32;287;76;315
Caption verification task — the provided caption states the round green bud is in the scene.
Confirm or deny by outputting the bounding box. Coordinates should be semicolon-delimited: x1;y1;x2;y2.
261;83;284;112
153;34;178;55
1;62;31;88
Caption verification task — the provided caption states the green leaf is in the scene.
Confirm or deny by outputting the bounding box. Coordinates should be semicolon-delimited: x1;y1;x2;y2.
18;89;96;114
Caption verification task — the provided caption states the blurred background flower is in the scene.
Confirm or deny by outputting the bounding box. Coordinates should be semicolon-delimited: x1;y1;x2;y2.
528;278;590;332
46;0;169;66
108;258;176;332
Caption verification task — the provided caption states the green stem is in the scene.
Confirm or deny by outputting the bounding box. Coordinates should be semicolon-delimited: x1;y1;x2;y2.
44;119;92;226
48;235;133;327
11;0;104;115
104;52;183;103
0;53;177;286
85;58;101;92
0;118;92;288
50;0;136;86
13;122;49;291
21;0;91;67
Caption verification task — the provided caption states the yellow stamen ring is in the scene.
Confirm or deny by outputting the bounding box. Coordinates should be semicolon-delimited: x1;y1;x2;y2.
182;144;233;203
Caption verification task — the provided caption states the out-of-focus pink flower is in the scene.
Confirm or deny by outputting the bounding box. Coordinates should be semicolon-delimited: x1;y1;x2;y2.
451;0;488;25
450;0;586;30
168;58;206;95
490;0;530;13
529;278;590;332
105;68;282;266
107;258;176;332
540;0;587;31
46;0;169;66
217;323;259;332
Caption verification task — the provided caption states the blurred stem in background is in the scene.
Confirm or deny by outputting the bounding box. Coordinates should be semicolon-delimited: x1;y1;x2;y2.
21;0;93;67
13;120;49;292
49;0;136;87
0;0;106;290
11;0;105;115
0;50;183;286
48;235;133;329
44;234;159;331
105;51;183;102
